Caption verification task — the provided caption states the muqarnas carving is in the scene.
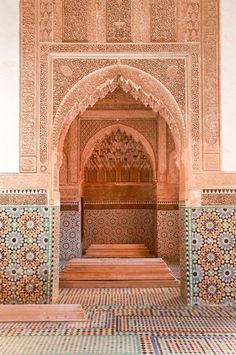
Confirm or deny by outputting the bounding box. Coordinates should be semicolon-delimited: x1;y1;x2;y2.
84;129;153;183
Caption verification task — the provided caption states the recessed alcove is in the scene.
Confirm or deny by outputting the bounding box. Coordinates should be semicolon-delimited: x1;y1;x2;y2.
59;87;180;275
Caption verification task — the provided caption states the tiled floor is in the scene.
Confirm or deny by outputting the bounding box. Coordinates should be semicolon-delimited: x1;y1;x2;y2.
0;287;235;354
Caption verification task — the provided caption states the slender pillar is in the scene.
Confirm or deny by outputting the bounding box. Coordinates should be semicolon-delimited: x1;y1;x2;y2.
158;115;167;182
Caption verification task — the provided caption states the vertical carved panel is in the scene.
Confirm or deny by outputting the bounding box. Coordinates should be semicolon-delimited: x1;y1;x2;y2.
150;0;176;42
176;0;187;42
39;0;53;41
202;0;220;169
190;49;201;170
63;0;88;42
87;0;106;42
106;0;132;42
20;0;37;172
53;0;63;41
186;0;201;42
158;116;167;182
131;0;150;42
60;152;68;185
68;119;78;183
167;129;179;185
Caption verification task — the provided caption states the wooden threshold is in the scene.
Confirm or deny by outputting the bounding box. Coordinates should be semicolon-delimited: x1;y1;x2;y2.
60;279;180;288
0;304;87;322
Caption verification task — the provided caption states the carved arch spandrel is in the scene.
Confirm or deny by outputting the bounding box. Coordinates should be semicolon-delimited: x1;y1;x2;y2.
80;124;157;181
53;65;186;168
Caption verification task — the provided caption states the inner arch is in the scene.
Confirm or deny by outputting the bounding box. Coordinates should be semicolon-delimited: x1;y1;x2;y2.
54;65;185;172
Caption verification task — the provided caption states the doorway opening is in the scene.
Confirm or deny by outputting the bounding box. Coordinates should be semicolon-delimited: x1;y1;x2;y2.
59;87;180;287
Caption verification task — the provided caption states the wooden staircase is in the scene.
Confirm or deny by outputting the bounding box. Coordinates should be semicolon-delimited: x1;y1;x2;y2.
60;257;179;288
84;243;153;258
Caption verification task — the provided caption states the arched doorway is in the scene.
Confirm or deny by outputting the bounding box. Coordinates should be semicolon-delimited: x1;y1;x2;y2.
52;65;187;297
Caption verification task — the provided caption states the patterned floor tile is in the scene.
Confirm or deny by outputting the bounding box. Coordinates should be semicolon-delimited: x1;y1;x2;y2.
0;335;142;355
151;335;236;355
0;288;235;354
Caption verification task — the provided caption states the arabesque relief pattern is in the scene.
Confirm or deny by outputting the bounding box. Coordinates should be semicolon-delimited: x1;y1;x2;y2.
20;0;220;177
6;0;231;306
80;119;157;155
84;129;153;183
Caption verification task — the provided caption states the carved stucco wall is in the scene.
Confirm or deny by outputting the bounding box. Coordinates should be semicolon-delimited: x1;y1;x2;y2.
1;0;234;306
20;0;221;195
59;90;179;202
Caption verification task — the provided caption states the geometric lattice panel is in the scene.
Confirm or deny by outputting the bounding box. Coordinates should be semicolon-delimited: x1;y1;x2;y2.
84;209;156;252
157;210;180;260
190;207;236;305
60;211;81;261
0;206;54;304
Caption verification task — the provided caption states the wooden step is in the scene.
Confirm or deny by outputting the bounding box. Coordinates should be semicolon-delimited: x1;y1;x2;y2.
60;258;179;288
0;304;87;322
61;280;180;288
84;244;152;258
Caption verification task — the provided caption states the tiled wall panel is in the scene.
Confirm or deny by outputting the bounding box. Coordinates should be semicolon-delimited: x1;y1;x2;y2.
187;207;236;305
0;206;55;304
157;210;179;259
60;211;81;260
84;209;156;253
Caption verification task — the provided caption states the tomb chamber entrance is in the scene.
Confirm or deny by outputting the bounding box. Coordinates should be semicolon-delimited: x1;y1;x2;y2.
59;87;181;285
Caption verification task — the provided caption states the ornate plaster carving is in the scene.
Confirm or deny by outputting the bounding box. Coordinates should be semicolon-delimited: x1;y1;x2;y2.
40;0;54;41
54;65;185;172
106;0;131;42
186;0;201;41
20;1;220;179
63;0;88;42
202;0;220;169
80;117;157;156
0;189;48;205
150;0;176;42
81;124;156;181
84;128;153;183
20;0;37;172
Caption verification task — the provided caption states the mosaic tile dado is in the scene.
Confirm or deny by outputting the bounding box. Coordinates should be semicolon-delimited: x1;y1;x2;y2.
187;206;236;306
157;210;180;260
0;206;55;304
84;209;156;252
60;211;81;261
